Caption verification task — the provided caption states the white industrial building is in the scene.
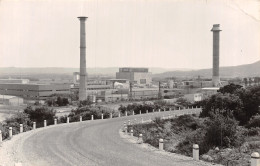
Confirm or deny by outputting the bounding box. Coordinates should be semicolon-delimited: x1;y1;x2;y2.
0;95;24;106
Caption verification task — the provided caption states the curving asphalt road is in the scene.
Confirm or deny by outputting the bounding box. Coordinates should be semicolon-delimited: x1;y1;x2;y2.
10;109;211;166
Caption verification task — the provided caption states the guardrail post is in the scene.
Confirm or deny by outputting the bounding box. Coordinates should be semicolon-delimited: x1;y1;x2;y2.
67;117;70;123
159;138;164;151
9;127;12;139
101;114;104;119
54;118;57;125
125;111;128;116
130;129;133;137
159;109;161;112
251;152;260;166
91;115;94;120
0;130;2;143
118;112;121;117
80;116;82;122
132;111;135;115
33;122;36;130
110;113;112;119
146;110;148;114
124;126;128;134
193;144;199;161
44;120;47;127
164;108;166;112
139;110;141;115
138;134;143;144
20;124;23;133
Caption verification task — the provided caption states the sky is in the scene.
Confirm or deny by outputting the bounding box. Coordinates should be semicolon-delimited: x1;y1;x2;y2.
0;0;259;69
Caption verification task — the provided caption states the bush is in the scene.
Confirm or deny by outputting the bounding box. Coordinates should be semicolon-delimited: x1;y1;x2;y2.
176;128;209;156
0;112;32;140
59;106;113;123
204;114;238;148
24;106;56;127
247;115;260;128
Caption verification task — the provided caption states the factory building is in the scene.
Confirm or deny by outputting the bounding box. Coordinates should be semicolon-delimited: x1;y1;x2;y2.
116;68;152;85
0;79;29;84
0;95;24;105
0;83;70;100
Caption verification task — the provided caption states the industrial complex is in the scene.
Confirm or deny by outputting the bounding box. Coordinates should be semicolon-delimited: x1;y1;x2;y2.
0;20;230;106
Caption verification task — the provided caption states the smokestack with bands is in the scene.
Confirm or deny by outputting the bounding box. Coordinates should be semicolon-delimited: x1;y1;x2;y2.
78;16;88;101
211;24;222;87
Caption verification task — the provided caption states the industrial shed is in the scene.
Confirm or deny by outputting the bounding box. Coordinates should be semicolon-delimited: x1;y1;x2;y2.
0;95;24;106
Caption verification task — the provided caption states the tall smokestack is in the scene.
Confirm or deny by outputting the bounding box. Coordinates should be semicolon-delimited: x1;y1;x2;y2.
78;16;88;101
211;24;222;87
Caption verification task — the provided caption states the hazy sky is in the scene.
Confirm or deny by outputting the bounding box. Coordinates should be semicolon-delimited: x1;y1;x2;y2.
0;0;259;69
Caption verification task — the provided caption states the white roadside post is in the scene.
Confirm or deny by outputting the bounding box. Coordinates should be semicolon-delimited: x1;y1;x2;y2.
159;138;164;151
159;109;161;112
54;118;57;125
101;114;104;119
44;120;47;127
118;112;121;117
130;129;133;137
67;117;70;123
193;144;199;161
110;113;113;119
33;122;36;130
20;124;23;133
139;110;141;115
251;152;260;166
125;111;128;116
138;134;143;144
9;127;12;139
0;130;2;143
164;108;166;112
146;110;148;114
80;116;82;122
124;126;128;134
91;115;94;120
132;111;135;116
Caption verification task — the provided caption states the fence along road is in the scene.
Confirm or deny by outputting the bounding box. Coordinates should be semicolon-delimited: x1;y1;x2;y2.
2;108;211;166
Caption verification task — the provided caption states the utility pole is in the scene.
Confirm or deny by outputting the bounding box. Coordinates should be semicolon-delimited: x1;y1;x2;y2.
129;82;133;101
158;81;162;99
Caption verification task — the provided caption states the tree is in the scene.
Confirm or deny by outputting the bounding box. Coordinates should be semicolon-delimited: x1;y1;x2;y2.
200;93;244;123
218;83;242;94
24;106;56;127
205;114;238;148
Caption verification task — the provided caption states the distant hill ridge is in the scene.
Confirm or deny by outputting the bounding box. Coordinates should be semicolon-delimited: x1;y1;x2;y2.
0;60;259;78
0;67;191;76
154;60;260;78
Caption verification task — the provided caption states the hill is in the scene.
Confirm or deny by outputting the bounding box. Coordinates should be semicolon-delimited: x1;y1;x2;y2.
153;60;260;78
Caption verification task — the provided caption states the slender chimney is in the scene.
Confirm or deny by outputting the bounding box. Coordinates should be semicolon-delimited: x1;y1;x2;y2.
211;24;222;87
78;16;88;101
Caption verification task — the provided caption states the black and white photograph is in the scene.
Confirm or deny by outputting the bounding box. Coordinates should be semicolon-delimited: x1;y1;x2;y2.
0;0;259;165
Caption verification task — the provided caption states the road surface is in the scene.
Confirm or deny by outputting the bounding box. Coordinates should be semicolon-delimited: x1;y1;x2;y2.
1;108;213;166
